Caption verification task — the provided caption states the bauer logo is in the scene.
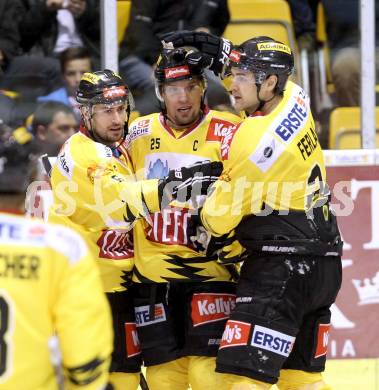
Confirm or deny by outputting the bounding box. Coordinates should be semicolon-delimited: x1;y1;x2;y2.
135;303;166;327
314;323;330;358
164;66;190;79
251;325;295;357
191;293;236;326
206;118;235;142
219;320;251;349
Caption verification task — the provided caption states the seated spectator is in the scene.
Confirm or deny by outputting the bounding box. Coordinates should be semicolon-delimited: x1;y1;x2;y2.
31;101;78;156
0;90;17;127
323;0;379;106
118;0;231;114
38;46;92;122
0;0;100;101
0;0;23;78
287;0;316;52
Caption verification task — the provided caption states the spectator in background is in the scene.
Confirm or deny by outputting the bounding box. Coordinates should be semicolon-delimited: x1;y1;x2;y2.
0;0;24;126
19;0;100;60
323;0;379;106
31;101;77;155
0;0;23;77
287;0;316;52
0;91;17;127
0;0;100;101
38;46;92;122
118;0;231;115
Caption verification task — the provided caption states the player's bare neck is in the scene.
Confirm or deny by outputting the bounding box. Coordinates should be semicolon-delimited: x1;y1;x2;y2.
91;131;117;147
262;95;282;115
165;115;201;133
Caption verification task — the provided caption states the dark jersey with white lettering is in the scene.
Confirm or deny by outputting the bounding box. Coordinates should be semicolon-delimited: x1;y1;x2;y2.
127;110;241;282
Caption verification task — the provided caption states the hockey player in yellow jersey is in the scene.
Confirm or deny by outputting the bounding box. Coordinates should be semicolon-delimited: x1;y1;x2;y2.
126;47;242;390
49;69;223;390
0;137;113;390
162;32;343;390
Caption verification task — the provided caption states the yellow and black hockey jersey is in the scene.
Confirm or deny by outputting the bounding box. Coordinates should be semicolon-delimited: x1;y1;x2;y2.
127;109;241;283
49;130;160;292
201;81;326;236
0;212;112;390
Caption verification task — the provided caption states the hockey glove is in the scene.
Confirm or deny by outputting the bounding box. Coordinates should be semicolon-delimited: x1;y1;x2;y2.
158;160;223;207
160;30;232;77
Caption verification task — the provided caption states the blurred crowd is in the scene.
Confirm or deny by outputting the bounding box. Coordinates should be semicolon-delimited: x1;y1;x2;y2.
0;0;378;154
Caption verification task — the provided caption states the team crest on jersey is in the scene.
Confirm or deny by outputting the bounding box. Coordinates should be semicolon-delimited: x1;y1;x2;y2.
129;119;152;142
206;118;235;142
147;159;170;179
145;153;208;179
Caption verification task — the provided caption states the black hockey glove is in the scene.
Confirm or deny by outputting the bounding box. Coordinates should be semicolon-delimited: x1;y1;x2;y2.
158;160;223;207
160;30;232;77
187;211;228;258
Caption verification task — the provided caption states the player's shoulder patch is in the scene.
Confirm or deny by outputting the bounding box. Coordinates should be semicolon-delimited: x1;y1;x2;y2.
248;131;286;173
128;114;155;143
220;122;243;160
56;138;74;180
47;223;88;265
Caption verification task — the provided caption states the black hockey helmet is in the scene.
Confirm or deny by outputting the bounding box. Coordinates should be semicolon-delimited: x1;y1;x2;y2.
154;47;209;101
0;135;40;193
228;36;294;93
76;69;134;109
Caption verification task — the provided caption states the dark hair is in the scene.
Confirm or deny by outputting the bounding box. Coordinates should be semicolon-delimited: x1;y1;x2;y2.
59;46;92;73
31;102;75;134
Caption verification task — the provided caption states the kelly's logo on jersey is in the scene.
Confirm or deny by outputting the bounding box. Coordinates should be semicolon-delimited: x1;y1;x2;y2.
250;324;295;357
206;118;235;142
164;65;190;79
219;320;251;349
124;322;141;357
135;303;167;327
220;123;241;160
191;293;236;326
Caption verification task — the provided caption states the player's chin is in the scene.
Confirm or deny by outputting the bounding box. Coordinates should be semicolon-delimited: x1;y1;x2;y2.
233;98;245;112
176;111;197;126
110;130;124;141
